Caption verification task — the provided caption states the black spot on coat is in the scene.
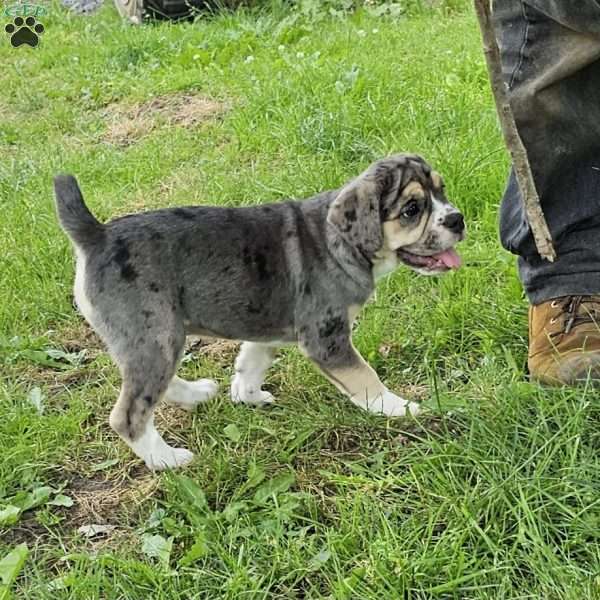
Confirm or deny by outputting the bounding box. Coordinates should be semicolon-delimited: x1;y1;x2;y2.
112;238;138;281
318;312;345;338
344;208;357;223
120;264;138;281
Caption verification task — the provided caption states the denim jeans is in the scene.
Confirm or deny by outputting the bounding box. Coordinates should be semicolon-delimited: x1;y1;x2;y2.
493;1;600;304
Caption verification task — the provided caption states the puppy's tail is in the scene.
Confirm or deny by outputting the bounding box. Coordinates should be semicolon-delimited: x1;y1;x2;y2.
54;174;104;248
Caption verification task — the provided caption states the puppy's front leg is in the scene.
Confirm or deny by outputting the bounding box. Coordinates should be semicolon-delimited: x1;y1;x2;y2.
300;325;419;417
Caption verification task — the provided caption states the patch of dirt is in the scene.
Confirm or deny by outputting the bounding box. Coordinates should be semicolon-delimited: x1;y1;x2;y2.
57;318;104;354
15;319;106;393
17;363;92;396
1;518;50;548
2;471;158;548
154;403;194;445
101;93;229;146
316;423;419;459
291;416;462;500
185;336;240;361
19;326;237;393
67;471;159;526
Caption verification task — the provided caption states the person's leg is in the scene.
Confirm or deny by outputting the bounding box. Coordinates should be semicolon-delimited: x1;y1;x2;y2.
494;1;600;383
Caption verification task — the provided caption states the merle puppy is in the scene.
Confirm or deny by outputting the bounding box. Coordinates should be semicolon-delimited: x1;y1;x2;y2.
54;154;465;470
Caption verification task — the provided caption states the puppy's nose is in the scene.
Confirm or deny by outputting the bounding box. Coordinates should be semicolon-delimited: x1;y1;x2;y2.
443;212;465;234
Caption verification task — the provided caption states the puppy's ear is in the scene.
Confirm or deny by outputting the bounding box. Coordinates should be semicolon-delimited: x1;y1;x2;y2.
327;177;382;256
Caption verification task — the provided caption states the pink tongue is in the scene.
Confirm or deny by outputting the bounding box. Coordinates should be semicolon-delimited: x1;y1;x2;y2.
432;248;461;269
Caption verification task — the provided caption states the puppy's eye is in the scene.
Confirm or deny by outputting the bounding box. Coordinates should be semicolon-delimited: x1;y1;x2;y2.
401;200;420;218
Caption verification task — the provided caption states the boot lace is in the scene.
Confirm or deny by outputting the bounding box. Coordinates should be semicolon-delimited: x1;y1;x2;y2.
550;295;600;335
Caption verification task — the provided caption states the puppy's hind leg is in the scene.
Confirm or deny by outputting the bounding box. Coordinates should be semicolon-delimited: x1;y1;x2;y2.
231;342;278;406
109;337;194;471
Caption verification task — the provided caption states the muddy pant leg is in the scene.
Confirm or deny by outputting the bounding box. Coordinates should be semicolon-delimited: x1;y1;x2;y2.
494;0;600;303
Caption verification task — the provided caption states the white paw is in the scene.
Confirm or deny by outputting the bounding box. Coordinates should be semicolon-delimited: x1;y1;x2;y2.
375;391;421;418
127;421;195;471
165;377;219;410
231;377;275;407
145;447;195;471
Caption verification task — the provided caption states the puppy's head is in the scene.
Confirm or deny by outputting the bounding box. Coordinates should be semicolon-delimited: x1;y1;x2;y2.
327;153;465;276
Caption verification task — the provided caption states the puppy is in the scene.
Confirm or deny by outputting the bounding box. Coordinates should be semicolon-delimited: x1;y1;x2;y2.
54;154;464;470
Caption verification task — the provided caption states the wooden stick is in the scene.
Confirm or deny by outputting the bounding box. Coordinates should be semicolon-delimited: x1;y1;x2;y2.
473;0;556;262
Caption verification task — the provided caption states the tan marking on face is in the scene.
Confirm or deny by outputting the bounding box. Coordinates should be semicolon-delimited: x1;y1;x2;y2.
430;171;442;189
401;181;426;199
382;217;426;251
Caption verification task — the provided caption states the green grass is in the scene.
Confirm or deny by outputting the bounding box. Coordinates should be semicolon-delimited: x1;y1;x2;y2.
1;1;599;597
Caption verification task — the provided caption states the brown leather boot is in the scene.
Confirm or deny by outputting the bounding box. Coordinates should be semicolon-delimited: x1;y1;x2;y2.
529;295;600;385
